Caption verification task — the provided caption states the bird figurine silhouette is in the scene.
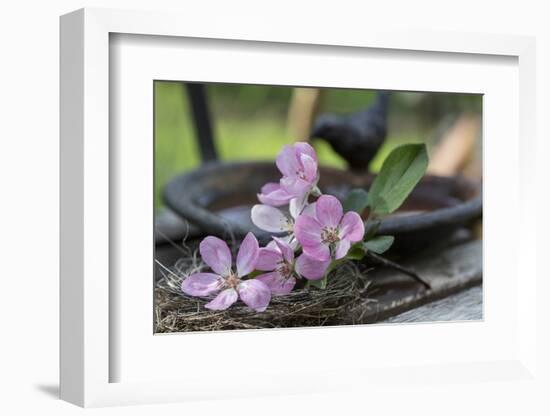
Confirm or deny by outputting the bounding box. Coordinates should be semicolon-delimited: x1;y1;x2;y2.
310;91;390;173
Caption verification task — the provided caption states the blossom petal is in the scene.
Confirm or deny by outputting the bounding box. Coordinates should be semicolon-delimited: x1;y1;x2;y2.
181;273;222;296
339;211;365;242
302;242;331;262
278;276;297;295
300;154;318;183
334;239;351;260
266;240;278;250
295;254;330;280
205;288;238;311
276;144;300;177
302;201;317;218
279;235;299;250
266;237;299;253
237;280;271;312
315;195;343;229
256;272;296;295
289;196;306;219
256;247;282;271
251;204;290;233
236;232;259;277
273;236;294;263
281;176;311;196
257;184;294;206
255;271;280;289
294;214;323;247
289;194;315;220
199;236;232;275
260;182;280;194
294;142;318;163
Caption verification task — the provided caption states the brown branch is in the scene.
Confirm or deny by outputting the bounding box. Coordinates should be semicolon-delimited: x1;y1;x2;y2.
364;251;431;290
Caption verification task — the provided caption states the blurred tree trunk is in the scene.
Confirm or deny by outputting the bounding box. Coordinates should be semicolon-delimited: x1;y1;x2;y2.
428;113;482;240
286;88;322;141
428;113;481;179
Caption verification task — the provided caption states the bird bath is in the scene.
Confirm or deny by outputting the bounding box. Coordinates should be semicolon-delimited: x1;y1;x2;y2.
163;161;482;254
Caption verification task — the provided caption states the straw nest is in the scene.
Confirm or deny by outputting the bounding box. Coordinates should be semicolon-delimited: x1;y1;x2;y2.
154;242;375;333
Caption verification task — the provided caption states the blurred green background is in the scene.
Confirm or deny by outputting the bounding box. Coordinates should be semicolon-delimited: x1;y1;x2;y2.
155;82;481;209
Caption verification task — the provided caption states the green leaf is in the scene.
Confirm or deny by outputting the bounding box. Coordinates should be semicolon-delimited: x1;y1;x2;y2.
307;276;327;289
363;235;395;254
248;270;263;279
367;143;428;215
346;242;366;260
343;188;369;214
363;219;381;240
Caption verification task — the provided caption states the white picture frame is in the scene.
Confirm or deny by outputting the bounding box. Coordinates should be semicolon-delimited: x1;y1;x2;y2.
60;7;539;408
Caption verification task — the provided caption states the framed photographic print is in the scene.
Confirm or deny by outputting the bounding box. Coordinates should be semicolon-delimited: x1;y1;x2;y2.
60;7;539;408
153;81;484;333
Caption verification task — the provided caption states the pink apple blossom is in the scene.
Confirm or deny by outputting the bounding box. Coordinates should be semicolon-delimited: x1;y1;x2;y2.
181;233;271;312
294;195;365;262
276;142;319;200
255;237;330;294
250;198;314;246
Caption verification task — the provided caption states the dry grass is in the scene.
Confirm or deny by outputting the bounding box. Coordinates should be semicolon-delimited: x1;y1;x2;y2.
155;243;375;333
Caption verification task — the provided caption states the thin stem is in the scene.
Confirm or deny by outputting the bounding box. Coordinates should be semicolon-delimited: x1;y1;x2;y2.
365;251;431;290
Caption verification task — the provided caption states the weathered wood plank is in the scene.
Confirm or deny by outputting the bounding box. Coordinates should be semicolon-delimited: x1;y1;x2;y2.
383;285;482;323
351;240;482;323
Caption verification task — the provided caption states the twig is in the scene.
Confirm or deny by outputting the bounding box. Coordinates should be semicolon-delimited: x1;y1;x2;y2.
364;251;431;290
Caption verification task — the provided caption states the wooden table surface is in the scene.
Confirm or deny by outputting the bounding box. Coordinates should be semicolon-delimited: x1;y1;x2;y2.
383;285;482;323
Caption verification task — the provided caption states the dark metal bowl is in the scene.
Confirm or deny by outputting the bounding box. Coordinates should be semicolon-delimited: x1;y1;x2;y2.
163;161;482;253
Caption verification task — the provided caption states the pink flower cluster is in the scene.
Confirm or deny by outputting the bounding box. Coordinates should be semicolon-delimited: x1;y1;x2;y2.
182;142;365;311
257;142;319;207
182;233;271;312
